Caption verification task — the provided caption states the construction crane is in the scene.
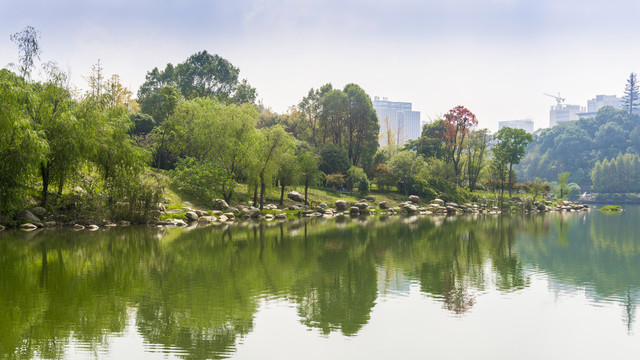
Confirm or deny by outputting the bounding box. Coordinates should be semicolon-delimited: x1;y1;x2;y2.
544;92;565;106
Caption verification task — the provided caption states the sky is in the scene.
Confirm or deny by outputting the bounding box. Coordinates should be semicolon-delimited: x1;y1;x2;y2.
2;0;640;131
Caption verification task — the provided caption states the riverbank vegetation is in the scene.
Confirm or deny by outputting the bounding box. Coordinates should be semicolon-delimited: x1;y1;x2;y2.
0;26;582;227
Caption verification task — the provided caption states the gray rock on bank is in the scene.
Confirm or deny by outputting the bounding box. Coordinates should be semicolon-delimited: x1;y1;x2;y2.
287;191;305;202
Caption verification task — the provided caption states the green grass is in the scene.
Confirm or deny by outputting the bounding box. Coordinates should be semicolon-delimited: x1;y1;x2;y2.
600;205;623;212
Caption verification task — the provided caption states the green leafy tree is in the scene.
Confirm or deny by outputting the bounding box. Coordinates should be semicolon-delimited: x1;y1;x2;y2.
319;144;351;175
297;144;321;204
171;157;235;205
405;119;448;160
0;69;47;213
276;149;299;206
465;129;490;192
388;151;426;197
343;84;379;167
556;172;571;200
493;127;533;196
253;126;295;209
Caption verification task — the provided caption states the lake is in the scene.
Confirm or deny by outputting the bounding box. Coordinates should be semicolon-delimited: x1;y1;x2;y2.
2;206;640;359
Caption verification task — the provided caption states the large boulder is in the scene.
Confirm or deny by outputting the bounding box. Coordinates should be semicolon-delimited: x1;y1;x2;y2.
15;210;40;223
349;206;360;215
335;200;350;211
30;207;47;217
185;211;199;221
212;199;230;211
433;199;445;205
379;201;391;210
408;195;420;204
287;191;305;202
355;202;369;210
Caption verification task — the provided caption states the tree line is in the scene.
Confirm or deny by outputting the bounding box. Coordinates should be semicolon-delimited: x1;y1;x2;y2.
2;26;538;218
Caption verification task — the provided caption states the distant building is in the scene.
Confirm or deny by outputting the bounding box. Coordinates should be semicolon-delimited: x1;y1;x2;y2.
550;104;584;127
578;95;623;119
372;96;421;146
498;119;534;133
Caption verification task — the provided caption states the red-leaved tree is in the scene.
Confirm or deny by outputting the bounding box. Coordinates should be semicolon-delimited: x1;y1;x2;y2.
443;106;478;184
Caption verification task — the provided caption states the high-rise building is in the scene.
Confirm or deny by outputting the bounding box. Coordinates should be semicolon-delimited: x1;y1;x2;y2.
578;94;623;119
550;104;584;127
372;96;421;146
587;95;622;113
498;119;534;133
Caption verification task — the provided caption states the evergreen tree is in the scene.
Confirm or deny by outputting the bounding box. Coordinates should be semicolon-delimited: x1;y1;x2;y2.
622;72;639;114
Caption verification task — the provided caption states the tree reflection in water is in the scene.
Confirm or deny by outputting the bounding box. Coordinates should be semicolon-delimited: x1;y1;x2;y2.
2;208;640;358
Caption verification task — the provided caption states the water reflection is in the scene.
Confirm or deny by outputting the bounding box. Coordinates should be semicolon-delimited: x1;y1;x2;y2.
1;208;640;358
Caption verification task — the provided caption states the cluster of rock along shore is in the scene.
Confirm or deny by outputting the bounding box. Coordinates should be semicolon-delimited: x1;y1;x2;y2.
2;190;589;232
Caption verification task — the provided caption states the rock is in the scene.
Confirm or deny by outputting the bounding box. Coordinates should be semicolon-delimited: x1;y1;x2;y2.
335;200;350;211
211;210;223;216
173;219;186;226
166;208;183;214
195;210;206;217
249;207;261;218
275;213;287;220
349;206;360;215
355;202;369;210
19;223;38;231
118;220;131;227
403;204;418;213
287;191;304;202
264;214;274;220
185;211;199;221
537;204;546;211
360;208;371;215
88;225;99;231
15;210;40;223
30;207;47;216
366;195;376;202
264;204;278;210
218;215;228;222
379;201;391;209
0;224;4;231
318;202;328;208
408;195;420;203
433;199;444;205
445;202;459;208
212;199;230;211
73;224;85;230
34;222;44;228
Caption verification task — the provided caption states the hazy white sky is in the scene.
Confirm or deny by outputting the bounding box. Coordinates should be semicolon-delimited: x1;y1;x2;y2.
2;0;640;131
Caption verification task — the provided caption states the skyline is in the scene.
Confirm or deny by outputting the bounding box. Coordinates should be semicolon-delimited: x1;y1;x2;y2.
2;0;640;131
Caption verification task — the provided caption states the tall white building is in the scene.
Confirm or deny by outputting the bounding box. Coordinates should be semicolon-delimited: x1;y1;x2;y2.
498;119;534;133
372;96;421;146
550;104;584;127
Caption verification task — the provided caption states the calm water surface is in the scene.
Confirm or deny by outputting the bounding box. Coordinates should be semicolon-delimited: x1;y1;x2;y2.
2;206;640;359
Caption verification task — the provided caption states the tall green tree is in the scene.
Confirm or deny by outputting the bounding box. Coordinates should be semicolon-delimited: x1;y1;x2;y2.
343;84;379;167
253;126;295;209
493;127;533;197
465;129;490;192
138;50;256;113
0;69;47;213
623;72;639;114
28;64;81;205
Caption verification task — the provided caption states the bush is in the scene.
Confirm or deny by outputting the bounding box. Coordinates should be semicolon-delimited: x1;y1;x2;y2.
357;175;370;198
171;157;235;205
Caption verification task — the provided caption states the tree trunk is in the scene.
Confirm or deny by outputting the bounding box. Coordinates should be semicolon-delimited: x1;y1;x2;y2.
508;163;513;197
304;180;309;205
260;179;266;210
41;163;50;206
253;184;258;207
280;184;285;206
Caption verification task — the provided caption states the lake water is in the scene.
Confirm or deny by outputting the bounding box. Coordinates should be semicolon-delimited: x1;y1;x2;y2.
2;206;640;359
